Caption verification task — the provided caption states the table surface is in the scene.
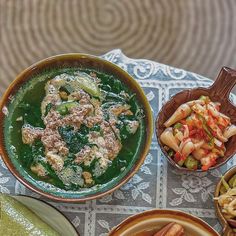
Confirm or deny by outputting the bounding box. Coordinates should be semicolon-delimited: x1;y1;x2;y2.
0;49;235;236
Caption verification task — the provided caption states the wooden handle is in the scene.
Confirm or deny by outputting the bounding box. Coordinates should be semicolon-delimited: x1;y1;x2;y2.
210;67;236;99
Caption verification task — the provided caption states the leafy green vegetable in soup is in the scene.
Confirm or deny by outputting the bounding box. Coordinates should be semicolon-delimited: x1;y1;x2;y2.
4;69;144;190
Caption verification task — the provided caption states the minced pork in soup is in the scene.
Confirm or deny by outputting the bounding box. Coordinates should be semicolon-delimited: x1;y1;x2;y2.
6;69;144;190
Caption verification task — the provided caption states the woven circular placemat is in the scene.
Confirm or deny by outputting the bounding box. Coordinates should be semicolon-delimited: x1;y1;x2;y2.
0;0;236;94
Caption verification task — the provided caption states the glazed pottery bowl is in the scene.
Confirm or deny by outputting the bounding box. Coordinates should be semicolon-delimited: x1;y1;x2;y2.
0;53;153;202
214;166;236;236
156;67;236;172
108;209;220;236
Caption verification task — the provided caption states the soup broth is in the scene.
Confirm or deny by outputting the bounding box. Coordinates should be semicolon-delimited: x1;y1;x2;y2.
4;68;145;191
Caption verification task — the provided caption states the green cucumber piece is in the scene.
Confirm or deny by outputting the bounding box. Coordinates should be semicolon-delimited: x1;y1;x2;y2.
184;155;199;170
75;75;101;98
56;102;78;115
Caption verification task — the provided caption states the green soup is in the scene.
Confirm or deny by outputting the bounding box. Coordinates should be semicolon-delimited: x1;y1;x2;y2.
4;68;145;192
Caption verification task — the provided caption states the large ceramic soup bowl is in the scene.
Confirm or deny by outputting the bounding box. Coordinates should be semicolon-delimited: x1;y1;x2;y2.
0;54;153;202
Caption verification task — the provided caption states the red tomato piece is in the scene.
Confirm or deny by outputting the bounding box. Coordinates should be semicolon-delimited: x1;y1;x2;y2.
189;129;197;138
180;120;187;125
188;124;194;131
218;124;225;131
174;152;185;163
201;158;216;171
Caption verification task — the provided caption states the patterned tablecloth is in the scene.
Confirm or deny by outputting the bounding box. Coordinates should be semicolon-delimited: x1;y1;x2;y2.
0;49;236;236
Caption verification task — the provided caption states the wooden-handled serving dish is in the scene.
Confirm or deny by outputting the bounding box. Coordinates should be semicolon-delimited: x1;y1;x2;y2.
156;67;236;171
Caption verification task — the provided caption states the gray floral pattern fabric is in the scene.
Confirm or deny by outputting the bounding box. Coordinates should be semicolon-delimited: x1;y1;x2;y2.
0;49;236;235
